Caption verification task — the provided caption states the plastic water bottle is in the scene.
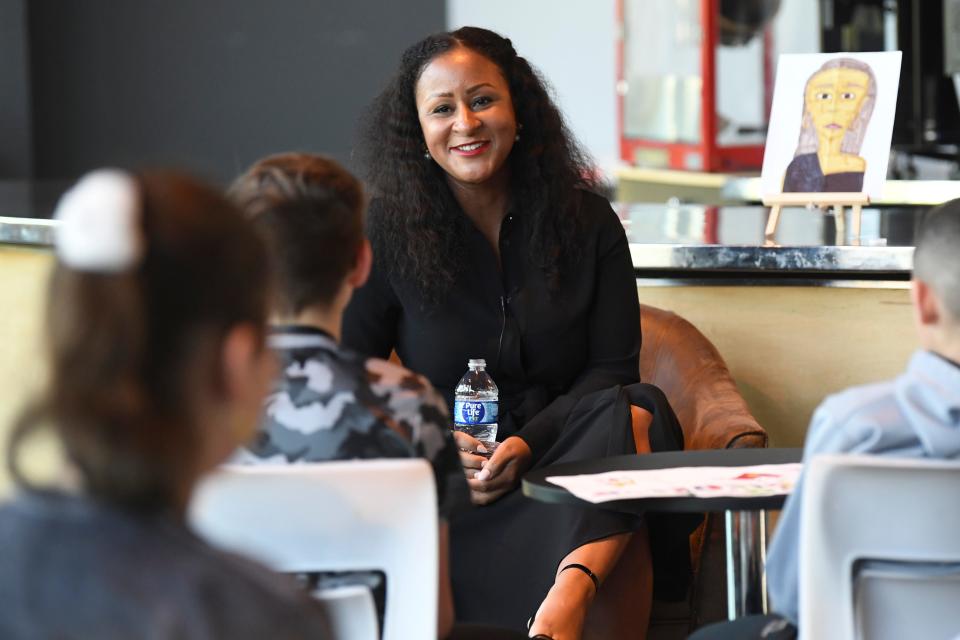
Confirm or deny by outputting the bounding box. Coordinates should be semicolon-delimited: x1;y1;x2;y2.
453;358;499;452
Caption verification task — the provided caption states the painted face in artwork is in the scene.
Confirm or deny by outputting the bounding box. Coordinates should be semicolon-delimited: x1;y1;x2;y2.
804;67;871;147
415;47;518;189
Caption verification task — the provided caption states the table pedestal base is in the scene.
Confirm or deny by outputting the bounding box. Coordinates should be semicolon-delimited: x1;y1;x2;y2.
725;510;769;619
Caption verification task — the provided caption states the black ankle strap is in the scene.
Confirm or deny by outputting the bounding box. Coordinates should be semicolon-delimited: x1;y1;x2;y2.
559;563;600;593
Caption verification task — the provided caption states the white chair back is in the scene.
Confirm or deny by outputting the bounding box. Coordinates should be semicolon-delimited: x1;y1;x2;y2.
799;454;960;640
189;459;438;640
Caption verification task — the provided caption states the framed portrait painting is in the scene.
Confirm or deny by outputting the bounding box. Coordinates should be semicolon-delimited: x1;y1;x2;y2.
760;51;902;199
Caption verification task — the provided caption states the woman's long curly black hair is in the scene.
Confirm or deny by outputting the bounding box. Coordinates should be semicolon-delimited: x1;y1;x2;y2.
357;26;600;303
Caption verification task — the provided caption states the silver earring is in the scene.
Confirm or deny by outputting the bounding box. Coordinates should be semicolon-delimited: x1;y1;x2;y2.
424;151;431;159
515;134;520;142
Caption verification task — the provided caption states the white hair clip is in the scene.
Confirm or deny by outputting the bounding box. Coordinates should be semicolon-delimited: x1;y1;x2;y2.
54;169;144;273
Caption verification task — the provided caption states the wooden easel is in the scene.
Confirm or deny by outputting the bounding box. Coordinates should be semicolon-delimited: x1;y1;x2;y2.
762;192;870;246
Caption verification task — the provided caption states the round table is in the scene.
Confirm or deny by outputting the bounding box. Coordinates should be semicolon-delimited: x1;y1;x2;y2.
522;447;803;619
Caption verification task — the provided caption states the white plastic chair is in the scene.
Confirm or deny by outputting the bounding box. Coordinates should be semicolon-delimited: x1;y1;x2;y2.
799;454;960;640
189;459;438;640
313;585;379;640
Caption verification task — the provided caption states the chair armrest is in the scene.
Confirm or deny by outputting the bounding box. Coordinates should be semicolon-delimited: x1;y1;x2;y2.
639;304;767;452
726;430;768;450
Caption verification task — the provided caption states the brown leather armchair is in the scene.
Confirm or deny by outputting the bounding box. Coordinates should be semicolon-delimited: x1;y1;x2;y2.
639;304;768;637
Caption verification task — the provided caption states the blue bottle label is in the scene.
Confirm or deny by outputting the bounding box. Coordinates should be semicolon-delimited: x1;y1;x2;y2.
454;400;498;425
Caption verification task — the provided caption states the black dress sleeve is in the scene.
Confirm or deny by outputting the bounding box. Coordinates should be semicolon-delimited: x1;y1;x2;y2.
342;211;401;360
515;199;642;462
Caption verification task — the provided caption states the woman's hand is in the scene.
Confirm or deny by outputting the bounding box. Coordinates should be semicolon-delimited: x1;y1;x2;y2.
452;430;489;480
469;436;532;505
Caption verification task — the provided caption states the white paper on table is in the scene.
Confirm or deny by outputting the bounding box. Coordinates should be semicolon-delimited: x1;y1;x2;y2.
546;463;803;504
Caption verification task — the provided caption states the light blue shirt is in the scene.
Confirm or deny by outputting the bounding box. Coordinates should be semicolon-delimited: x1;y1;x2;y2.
766;350;960;624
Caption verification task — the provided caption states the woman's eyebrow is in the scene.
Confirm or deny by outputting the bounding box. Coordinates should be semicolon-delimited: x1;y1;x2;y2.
426;83;494;100
466;83;494;94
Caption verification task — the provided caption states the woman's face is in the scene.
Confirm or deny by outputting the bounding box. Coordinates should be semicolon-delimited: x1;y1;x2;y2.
805;67;870;146
415;47;518;189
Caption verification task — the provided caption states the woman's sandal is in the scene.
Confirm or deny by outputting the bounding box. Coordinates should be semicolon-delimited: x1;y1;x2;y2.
527;615;553;639
527;563;600;639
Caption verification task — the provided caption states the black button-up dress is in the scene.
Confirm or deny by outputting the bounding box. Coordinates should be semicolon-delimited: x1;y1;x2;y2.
343;189;652;627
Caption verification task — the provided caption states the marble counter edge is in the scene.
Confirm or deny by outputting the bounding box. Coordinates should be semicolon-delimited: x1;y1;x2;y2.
629;243;913;273
2;217;913;274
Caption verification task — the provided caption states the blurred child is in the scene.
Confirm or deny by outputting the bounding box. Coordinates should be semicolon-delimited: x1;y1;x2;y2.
0;170;331;639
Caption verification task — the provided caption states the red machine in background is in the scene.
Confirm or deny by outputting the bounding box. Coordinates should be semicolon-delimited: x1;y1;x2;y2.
617;0;783;173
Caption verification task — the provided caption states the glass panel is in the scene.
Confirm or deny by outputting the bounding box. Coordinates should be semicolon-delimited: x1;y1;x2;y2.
622;0;820;150
716;33;766;146
623;0;703;144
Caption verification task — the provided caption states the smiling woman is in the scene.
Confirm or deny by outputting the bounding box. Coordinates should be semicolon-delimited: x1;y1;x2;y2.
345;26;687;640
353;26;596;303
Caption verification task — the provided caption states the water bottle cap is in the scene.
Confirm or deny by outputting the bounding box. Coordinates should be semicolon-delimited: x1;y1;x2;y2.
468;358;486;370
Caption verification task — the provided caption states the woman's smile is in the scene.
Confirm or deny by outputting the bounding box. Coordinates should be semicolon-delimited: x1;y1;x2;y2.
450;141;491;156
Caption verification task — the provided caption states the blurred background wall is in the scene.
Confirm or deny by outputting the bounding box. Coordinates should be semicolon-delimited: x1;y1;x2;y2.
5;0;444;189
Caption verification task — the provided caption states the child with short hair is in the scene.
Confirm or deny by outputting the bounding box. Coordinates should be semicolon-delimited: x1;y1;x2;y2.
229;153;470;525
230;153;480;639
693;200;960;638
